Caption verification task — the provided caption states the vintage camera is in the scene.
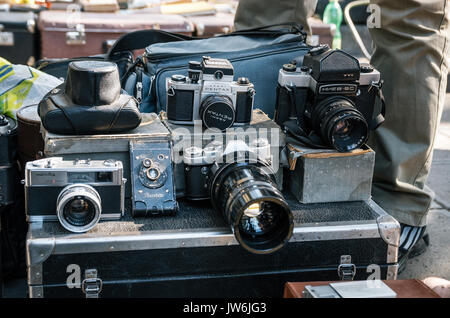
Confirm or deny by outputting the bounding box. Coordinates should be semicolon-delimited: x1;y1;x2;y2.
166;56;255;131
129;140;178;217
275;45;384;152
25;157;125;233
0;114;18;208
183;139;293;255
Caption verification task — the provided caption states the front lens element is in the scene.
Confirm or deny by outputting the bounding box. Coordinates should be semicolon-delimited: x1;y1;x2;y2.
210;159;293;254
313;97;368;152
56;184;102;233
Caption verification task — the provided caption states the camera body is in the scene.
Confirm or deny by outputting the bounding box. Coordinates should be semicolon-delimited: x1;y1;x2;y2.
275;45;382;152
166;56;255;131
129;140;178;216
183;139;272;200
25;157;125;233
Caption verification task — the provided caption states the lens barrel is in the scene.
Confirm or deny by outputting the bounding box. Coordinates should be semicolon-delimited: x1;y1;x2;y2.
311;96;368;152
209;154;293;254
56;184;102;233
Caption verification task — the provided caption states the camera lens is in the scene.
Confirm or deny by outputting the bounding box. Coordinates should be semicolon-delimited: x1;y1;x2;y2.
199;95;235;131
209;156;293;254
56;184;102;233
312;97;368;152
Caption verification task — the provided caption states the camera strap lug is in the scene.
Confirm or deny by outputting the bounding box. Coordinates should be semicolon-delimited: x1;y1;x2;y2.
337;255;356;281
81;269;103;298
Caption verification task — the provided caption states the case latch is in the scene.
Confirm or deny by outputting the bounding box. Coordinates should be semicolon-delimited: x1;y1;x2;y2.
81;269;103;298
66;24;86;45
337;255;356;281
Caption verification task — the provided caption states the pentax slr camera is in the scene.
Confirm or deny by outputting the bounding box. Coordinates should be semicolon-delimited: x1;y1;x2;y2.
182;139;293;255
25;157;125;233
274;45;384;152
166;56;255;131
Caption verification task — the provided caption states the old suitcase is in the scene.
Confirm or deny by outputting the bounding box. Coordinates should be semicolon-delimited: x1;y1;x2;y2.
0;11;38;65
283;280;441;298
38;11;194;59
26;197;400;298
186;12;235;37
308;17;334;47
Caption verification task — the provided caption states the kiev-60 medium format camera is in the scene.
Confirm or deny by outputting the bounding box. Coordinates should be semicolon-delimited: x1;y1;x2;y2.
274;45;384;152
166;56;255;131
25;157;125;233
182;139;293;255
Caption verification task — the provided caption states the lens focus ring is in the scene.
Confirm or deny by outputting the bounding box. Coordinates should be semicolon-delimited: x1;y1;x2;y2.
56;184;102;233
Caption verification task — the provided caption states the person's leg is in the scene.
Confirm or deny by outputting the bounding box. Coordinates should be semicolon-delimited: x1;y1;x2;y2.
234;0;318;43
368;0;449;233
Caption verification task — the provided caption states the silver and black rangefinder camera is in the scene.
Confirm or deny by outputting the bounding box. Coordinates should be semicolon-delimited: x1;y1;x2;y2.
166;56;255;131
25;157;125;233
274;45;384;152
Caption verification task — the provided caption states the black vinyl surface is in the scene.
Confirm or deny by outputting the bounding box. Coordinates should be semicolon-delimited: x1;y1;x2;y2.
38;192;375;235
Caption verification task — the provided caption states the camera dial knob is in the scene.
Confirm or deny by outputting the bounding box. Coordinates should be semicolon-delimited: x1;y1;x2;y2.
103;159;116;167
282;64;296;72
189;61;202;70
360;63;374;73
171;74;186;82
142;158;153;168
237;77;250;85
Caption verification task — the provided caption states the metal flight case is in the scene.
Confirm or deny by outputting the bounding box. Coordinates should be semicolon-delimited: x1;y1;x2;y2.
26;197;400;298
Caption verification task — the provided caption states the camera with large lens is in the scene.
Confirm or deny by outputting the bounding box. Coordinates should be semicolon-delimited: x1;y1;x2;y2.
25;157;125;233
166;56;255;131
274;45;384;152
183;139;293;255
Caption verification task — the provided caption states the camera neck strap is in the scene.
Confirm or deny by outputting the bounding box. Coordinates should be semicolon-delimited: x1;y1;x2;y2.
368;80;386;130
282;84;328;149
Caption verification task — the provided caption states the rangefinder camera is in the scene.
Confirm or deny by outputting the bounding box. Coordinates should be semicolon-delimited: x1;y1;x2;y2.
274;45;383;152
166;56;255;131
25;157;126;233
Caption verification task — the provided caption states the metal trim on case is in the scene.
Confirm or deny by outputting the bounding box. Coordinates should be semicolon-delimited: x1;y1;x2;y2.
29;286;44;298
28;264;43;286
386;264;398;280
26;199;396;264
26;223;56;267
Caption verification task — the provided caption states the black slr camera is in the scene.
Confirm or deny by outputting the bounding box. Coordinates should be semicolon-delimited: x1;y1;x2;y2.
166;56;255;131
181;139;293;255
275;45;384;152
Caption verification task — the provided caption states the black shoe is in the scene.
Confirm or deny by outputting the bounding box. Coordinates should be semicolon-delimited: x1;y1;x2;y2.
397;225;429;274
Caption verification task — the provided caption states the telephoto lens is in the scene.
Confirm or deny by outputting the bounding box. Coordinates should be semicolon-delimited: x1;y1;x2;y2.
208;152;293;254
56;184;102;233
311;96;369;152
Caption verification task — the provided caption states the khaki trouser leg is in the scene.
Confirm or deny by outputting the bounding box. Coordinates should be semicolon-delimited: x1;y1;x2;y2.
233;0;318;43
368;0;449;226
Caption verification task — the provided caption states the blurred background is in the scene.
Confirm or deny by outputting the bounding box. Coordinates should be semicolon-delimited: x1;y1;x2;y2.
0;0;376;65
